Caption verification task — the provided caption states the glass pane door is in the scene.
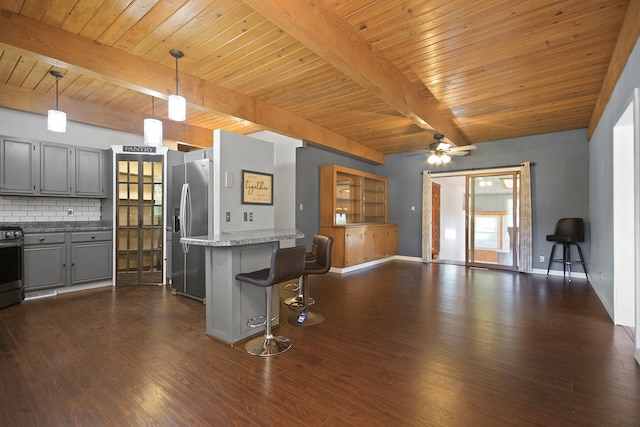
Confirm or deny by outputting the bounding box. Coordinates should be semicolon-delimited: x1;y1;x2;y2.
116;154;164;285
466;172;519;270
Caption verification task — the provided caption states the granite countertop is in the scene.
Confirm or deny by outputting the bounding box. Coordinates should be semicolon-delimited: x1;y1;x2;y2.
1;221;113;233
181;228;303;247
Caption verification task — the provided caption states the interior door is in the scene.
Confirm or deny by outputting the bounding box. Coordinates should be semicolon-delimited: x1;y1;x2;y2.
116;154;164;285
466;173;519;270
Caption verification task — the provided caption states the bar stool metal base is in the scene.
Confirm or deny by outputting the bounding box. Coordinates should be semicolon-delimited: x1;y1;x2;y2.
288;310;325;327
244;334;291;356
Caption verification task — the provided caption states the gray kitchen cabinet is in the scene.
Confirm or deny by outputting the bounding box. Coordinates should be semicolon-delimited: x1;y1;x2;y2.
24;231;112;290
75;147;105;197
0;136;107;198
70;231;112;284
0;137;37;194
40;142;73;196
24;233;67;290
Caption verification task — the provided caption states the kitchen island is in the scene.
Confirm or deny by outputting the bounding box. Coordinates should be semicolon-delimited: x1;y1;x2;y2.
181;228;303;344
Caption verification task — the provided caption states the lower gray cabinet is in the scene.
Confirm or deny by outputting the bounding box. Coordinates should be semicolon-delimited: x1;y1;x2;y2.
71;232;112;284
24;233;66;290
24;231;112;290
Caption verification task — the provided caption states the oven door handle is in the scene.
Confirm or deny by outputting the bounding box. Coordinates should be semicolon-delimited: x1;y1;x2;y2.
0;239;23;248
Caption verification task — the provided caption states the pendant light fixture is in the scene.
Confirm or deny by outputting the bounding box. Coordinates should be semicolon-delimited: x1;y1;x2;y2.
144;96;163;146
47;70;66;133
168;49;186;121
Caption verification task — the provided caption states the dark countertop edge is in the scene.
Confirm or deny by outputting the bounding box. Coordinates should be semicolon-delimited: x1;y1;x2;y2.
1;222;113;233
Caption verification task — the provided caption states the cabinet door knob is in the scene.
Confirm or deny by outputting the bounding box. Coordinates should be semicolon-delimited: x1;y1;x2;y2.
39;237;45;241
91;235;95;239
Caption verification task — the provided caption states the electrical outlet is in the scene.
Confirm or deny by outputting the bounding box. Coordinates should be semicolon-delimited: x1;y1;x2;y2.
249;212;253;221
539;255;545;263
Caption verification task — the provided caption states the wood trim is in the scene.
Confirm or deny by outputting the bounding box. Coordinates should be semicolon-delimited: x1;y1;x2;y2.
0;83;213;147
0;8;386;164
588;0;640;138
243;0;469;147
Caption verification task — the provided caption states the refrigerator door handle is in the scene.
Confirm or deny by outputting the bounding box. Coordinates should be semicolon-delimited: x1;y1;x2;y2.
179;183;191;253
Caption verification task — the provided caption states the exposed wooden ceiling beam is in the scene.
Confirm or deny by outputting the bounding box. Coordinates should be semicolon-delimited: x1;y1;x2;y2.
588;0;640;138
243;0;469;147
0;83;213;147
0;8;386;164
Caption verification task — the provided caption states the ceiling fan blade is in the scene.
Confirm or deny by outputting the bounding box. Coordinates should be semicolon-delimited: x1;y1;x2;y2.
405;150;430;157
448;144;477;153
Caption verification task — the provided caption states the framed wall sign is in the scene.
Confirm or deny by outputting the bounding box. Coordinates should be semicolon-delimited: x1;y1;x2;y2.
241;170;273;205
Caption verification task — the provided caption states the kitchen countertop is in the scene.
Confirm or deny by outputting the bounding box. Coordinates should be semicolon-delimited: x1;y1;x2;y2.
181;228;303;247
1;221;113;233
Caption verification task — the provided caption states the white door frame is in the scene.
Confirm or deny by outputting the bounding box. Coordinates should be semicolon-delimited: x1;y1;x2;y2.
613;89;640;365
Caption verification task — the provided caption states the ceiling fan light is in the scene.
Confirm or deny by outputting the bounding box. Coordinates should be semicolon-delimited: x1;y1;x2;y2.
144;118;163;146
47;109;66;133
441;153;451;164
427;153;439;165
168;94;186;121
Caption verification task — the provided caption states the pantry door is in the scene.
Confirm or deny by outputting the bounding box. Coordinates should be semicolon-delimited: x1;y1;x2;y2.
116;154;164;285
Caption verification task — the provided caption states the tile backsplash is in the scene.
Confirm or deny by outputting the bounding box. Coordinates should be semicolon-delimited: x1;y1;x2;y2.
0;196;101;222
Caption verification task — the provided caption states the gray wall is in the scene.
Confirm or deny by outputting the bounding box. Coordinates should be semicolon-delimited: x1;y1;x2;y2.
588;37;640;318
296;130;590;272
378;129;590;267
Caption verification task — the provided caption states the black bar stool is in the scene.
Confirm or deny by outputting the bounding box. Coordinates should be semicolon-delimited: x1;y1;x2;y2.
284;234;320;307
546;218;589;282
235;245;305;356
288;235;333;327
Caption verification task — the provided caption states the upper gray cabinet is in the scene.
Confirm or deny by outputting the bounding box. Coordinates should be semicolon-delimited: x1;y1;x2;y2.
0;136;107;198
0;137;37;194
75;147;104;197
40;142;73;196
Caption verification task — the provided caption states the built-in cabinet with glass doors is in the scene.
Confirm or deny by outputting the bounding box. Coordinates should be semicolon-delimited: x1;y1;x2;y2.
320;165;397;268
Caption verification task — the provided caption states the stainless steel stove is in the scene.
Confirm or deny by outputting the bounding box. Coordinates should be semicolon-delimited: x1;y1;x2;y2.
0;226;24;309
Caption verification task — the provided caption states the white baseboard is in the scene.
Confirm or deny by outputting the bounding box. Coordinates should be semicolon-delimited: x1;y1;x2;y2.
329;255;421;274
328;256;588;279
25;280;114;300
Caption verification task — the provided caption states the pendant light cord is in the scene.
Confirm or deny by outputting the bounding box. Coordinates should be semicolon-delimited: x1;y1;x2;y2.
174;56;179;96
55;77;59;110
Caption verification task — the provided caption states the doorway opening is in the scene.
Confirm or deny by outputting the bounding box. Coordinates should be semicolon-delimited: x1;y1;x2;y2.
430;168;521;271
115;153;164;285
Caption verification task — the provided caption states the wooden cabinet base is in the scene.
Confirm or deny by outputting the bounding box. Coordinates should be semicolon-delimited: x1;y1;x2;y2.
321;224;398;268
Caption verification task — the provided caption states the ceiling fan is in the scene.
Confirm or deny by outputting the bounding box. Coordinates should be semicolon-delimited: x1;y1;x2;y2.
409;134;476;165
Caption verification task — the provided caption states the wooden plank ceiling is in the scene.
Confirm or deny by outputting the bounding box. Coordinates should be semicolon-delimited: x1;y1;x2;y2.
0;0;635;164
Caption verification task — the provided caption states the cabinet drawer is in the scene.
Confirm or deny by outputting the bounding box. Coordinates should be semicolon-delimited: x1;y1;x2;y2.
24;233;66;245
71;231;112;243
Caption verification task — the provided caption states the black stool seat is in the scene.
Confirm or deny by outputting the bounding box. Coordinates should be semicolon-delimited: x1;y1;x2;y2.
235;245;305;356
288;235;333;327
546;218;588;282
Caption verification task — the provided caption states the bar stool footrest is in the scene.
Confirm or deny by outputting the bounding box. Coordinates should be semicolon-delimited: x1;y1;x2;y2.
284;295;315;309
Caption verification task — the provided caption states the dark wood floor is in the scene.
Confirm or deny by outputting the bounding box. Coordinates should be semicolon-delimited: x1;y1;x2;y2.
1;261;638;426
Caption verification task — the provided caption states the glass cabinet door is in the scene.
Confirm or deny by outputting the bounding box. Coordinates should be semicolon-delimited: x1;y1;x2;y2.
364;177;386;223
336;172;363;224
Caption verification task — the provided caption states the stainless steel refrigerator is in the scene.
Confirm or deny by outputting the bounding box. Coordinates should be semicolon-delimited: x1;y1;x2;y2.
170;159;212;300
